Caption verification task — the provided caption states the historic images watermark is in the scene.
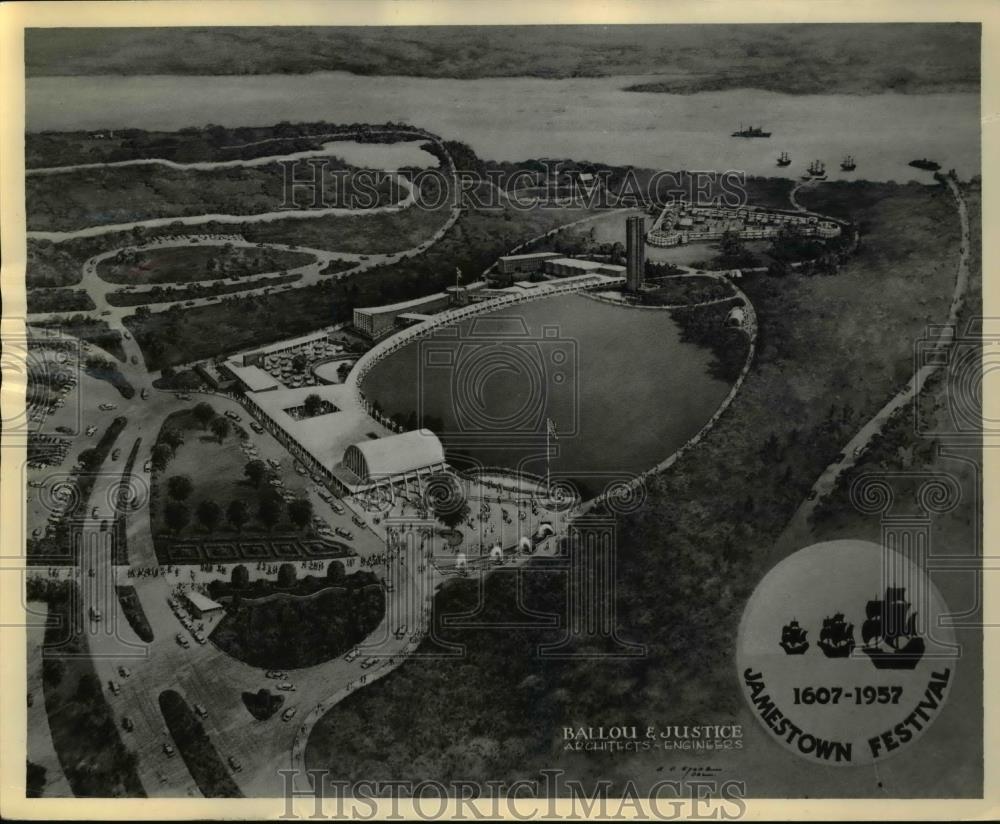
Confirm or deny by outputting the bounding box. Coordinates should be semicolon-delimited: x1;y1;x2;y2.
278;769;748;820
279;159;750;213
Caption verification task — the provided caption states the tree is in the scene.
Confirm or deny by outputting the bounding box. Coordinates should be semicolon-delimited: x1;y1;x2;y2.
193;402;215;429
291;353;307;372
277;563;297;588
167;474;193;502
326;560;346;583
77;448;99;471
151;443;173;472
288;498;313;531
160;427;184;453
257;494;282;533
426;473;471;529
227;499;249;533
303;393;323;418
244;460;267;487
164;501;190;534
231;564;249;588
196;499;221;533
210;416;231;443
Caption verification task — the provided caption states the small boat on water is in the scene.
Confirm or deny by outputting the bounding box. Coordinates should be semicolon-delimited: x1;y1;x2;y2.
777;151;791;167
909;158;941;171
732;123;772;138
806;159;827;180
840;155;856;171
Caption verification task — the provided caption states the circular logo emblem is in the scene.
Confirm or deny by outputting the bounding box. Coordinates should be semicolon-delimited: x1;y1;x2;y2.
736;539;956;766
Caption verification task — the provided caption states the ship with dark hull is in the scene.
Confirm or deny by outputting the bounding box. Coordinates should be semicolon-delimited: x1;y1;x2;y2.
779;620;809;655
909;158;941;171
840;155;856;171
776;151;791;167
817;612;855;657
862;587;926;670
732;123;772;138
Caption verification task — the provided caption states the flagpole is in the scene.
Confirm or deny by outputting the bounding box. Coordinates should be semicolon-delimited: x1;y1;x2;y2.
546;421;551;493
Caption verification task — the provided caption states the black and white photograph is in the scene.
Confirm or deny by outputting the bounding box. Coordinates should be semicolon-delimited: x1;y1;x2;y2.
1;2;993;818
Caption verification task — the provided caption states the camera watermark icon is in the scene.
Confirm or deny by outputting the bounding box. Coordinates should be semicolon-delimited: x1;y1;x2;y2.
913;317;992;439
2;330;83;444
418;316;578;447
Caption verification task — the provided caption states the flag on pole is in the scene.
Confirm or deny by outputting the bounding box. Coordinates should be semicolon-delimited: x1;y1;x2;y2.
546;417;559;440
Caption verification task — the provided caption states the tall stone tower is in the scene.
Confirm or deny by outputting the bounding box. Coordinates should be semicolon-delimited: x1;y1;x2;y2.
626;215;645;291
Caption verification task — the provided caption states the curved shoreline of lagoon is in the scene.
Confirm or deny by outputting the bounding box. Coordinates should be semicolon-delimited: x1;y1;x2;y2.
360;292;735;497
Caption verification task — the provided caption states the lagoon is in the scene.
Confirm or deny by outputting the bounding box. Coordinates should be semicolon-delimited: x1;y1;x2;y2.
360;293;733;495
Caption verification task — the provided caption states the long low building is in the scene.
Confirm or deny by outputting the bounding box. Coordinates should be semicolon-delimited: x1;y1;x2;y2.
341;429;446;487
352;283;486;339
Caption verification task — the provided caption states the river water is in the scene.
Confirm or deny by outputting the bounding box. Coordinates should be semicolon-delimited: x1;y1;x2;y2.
360;293;732;494
27;72;979;181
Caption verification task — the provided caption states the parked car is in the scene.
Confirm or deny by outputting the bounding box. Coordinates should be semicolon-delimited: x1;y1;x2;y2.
86;425;97;436
176;633;189;648
344;648;360;663
98;403;117;411
163;742;175;757
330;502;344;515
352;515;365;529
224;410;241;421
194;703;209;718
111;448;121;461
250;422;264;433
267;458;280;470
118;665;131;678
360;658;377;670
91;506;100;518
140;388;149;400
266;670;287;680
228;756;242;772
334;527;353;540
276;682;296;692
55;425;73;435
108;680;121;696
89;606;102;622
282;707;298;722
143;460;152;472
122;716;134;732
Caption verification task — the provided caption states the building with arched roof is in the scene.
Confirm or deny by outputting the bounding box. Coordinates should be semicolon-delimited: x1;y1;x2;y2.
342;429;446;483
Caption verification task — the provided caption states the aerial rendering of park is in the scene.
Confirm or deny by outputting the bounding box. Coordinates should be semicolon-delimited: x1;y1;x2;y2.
11;20;983;806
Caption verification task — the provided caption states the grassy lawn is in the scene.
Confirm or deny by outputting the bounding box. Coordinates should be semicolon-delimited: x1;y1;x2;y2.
27;162;403;232
150;409;309;542
97;245;315;286
30;579;145;797
210;570;384;669
304;180;968;787
29;316;126;362
26;288;95;314
106;273;300;307
159;690;242;798
115;586;154;643
126;200;610;371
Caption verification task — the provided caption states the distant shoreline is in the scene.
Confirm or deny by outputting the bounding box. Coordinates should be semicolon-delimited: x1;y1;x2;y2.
25;24;979;98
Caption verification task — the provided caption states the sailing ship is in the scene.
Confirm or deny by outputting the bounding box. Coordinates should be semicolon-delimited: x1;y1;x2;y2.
840;155;856;171
817;612;855;657
862;587;925;670
909;158;941;171
776;151;791;167
807;159;827;179
779;620;809;655
732;123;772;138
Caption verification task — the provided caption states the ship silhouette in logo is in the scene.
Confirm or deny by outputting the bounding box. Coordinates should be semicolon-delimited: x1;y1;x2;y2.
817;613;855;657
862;587;925;669
779;619;809;655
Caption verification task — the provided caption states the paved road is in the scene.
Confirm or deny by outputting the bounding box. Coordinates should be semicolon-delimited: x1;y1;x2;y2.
22;132;602;796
